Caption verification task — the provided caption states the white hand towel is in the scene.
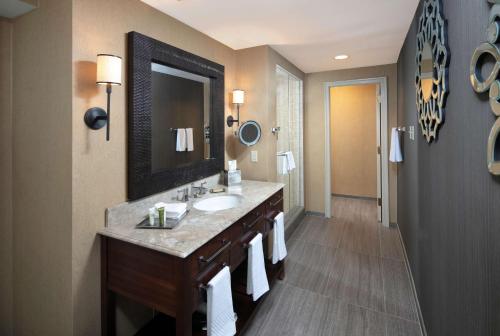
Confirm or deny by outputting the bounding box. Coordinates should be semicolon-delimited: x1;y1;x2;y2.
389;128;403;163
176;128;187;152
277;153;288;175
207;266;237;336
285;151;296;171
272;212;287;264
246;233;269;301
186;128;194;152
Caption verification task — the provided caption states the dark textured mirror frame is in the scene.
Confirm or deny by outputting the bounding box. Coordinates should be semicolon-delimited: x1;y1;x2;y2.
415;0;450;143
127;31;224;200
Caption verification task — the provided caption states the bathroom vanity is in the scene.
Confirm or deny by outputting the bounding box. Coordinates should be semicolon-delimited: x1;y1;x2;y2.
99;181;284;336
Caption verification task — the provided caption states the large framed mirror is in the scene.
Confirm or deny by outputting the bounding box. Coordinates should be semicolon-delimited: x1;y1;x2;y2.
128;32;224;200
415;0;449;143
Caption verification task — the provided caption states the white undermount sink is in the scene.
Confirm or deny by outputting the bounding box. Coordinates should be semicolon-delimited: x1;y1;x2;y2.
193;195;243;212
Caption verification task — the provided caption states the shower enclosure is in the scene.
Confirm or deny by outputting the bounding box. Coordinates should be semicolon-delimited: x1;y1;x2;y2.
275;65;304;223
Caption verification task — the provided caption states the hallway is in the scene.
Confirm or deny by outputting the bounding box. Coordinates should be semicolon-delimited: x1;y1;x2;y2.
243;197;422;336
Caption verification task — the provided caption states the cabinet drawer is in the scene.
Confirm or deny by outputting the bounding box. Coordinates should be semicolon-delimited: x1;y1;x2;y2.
239;204;265;233
266;190;284;219
191;229;234;276
230;218;267;270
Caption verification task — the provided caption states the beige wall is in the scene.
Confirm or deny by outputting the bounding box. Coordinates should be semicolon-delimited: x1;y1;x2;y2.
331;84;377;198
0;17;13;336
72;0;238;334
12;0;74;335
231;46;305;182
304;64;398;223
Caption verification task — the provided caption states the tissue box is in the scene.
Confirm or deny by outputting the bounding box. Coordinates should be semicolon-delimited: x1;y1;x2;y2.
223;169;242;186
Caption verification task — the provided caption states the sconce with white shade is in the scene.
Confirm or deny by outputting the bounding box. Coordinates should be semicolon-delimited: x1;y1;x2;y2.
227;89;245;127
84;54;122;141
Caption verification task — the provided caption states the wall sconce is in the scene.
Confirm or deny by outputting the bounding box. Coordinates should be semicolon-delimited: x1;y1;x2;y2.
84;54;122;141
227;89;245;127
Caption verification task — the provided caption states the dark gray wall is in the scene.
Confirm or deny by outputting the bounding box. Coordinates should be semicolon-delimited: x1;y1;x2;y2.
398;1;500;335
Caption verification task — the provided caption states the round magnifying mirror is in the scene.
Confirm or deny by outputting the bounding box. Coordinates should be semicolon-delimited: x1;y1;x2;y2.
421;42;434;102
238;120;261;146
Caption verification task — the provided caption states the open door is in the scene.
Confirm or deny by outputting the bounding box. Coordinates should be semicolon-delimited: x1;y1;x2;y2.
376;84;382;223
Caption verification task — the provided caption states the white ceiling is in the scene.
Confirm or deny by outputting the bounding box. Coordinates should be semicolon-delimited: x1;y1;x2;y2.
142;0;419;73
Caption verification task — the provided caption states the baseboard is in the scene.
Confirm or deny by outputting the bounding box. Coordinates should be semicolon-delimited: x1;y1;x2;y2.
331;193;377;201
396;223;428;336
304;211;325;217
285;207;305;241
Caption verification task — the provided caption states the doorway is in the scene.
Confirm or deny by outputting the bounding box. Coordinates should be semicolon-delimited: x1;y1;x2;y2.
324;78;389;227
276;65;304;223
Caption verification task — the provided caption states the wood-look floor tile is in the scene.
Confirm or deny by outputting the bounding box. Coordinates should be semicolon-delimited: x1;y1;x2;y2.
243;197;421;336
298;216;345;248
250;283;325;336
285;240;335;295
241;281;287;336
382;258;418;321
340;220;381;256
385;315;422;336
324;248;385;311
320;300;386;336
380;225;405;260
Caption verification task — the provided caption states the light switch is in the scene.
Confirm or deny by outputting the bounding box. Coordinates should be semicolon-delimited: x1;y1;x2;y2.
251;151;258;162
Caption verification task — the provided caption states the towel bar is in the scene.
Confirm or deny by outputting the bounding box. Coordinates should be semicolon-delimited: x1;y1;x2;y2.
396;127;406;132
242;231;262;249
198;262;228;290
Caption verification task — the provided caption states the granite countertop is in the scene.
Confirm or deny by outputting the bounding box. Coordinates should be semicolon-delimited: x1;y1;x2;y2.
98;180;284;258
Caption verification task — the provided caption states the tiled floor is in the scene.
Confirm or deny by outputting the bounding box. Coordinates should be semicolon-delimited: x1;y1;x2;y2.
242;197;422;336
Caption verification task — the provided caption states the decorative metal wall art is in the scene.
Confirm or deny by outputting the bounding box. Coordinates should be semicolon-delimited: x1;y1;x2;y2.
470;0;500;175
415;0;450;143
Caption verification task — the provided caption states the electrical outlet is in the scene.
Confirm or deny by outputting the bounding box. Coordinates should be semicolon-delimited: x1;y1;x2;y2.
251;151;258;162
409;126;415;140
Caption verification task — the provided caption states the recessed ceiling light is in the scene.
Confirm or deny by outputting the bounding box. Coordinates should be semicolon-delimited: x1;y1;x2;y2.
334;54;349;60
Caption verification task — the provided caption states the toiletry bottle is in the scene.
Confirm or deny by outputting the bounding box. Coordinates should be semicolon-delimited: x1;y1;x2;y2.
158;207;165;227
149;208;156;226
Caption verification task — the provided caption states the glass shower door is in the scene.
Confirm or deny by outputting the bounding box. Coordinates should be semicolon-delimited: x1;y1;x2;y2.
276;66;304;220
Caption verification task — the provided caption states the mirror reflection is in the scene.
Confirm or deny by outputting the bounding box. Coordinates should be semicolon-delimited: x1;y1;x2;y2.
151;63;211;172
421;42;434;102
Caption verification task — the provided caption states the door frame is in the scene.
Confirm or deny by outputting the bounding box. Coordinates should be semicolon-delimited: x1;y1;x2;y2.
323;77;389;227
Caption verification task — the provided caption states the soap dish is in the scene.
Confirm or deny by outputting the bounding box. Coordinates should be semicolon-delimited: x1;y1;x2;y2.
135;210;189;230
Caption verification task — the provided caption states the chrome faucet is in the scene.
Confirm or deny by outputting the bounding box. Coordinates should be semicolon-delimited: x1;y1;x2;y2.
191;181;208;197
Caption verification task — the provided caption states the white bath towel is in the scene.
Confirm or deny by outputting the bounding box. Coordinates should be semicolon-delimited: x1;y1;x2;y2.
207;266;236;336
389;128;403;163
285;151;296;171
277;154;288;175
186;128;194;152
246;233;269;301
272;212;287;264
176;128;186;152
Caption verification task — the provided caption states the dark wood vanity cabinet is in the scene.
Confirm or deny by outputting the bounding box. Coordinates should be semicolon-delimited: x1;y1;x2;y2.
101;189;284;336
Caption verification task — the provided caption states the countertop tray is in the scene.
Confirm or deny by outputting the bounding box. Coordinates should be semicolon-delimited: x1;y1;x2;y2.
135;210;189;230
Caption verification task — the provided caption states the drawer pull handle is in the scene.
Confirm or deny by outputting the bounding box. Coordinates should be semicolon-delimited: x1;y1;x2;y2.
270;197;283;207
198;262;228;290
265;217;275;225
198;240;231;265
243;213;262;230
